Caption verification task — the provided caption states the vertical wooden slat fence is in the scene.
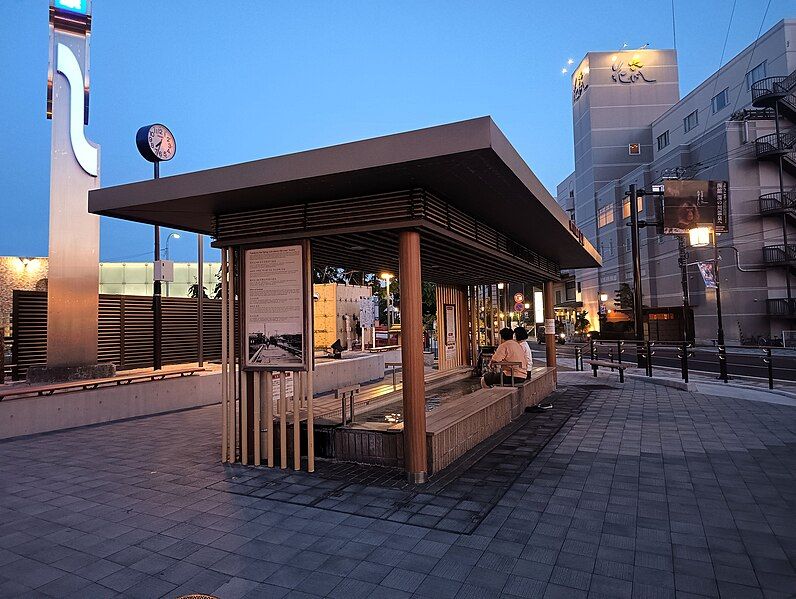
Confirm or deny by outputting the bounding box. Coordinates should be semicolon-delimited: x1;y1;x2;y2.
10;290;227;380
218;245;316;471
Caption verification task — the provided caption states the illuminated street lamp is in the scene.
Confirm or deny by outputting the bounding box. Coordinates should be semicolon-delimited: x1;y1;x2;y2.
689;226;711;248
164;232;181;260
689;225;727;381
599;292;608;303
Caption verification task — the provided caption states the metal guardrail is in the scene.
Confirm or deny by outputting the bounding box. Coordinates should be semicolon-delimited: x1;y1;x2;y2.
575;338;796;390
759;190;796;215
755;132;796;159
751;76;789;104
767;298;796;317
763;244;796;266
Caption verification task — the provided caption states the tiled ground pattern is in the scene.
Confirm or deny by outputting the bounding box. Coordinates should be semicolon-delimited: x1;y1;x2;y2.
0;379;794;598
206;387;590;534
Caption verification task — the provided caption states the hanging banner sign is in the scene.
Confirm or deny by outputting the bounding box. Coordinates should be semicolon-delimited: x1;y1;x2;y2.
663;180;729;235
244;245;308;370
697;261;717;289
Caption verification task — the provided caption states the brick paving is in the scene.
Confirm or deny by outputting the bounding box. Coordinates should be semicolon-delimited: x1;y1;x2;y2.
0;379;794;598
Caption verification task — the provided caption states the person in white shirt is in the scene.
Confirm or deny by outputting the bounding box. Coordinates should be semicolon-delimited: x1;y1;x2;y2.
514;327;533;379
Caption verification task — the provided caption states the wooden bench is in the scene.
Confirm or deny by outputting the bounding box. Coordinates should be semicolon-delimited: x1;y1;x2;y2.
0;367;205;401
587;359;632;383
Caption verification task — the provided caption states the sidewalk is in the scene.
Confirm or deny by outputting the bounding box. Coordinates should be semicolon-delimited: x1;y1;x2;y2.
0;376;794;598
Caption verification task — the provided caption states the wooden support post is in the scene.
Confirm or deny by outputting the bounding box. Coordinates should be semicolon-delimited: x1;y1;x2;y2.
254;372;261;466
227;249;236;463
544;281;556;376
468;286;478;367
241;372;249;465
279;373;287;469
264;372;274;467
220;248;228;462
399;230;427;484
293;371;301;471
306;369;315;472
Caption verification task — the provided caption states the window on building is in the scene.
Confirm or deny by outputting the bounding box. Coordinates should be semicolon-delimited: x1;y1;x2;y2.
683;109;699;133
597;205;614;227
657;130;669;151
745;61;767;90
556;290;562;304
622;196;644;218
609;240;614;256
711;88;729;113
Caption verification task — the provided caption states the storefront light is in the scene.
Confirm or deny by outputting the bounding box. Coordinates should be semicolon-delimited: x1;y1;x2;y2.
599;293;608;302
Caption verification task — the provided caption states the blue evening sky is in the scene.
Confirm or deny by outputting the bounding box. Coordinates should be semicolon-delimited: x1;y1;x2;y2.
1;1;791;263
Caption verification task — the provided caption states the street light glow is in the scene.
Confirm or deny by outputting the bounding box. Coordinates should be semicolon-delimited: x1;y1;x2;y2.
689;227;712;248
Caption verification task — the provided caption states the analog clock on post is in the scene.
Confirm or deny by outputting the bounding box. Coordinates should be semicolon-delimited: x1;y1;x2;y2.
136;123;176;371
136;123;176;165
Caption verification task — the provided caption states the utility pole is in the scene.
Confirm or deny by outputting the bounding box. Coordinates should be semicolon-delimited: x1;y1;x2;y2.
714;230;728;382
628;183;645;367
677;237;691;343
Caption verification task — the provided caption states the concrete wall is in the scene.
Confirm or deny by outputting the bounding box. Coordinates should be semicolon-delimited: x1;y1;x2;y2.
0;372;221;440
313;349;401;395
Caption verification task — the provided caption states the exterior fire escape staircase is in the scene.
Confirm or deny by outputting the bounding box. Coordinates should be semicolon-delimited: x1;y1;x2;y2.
753;69;796;317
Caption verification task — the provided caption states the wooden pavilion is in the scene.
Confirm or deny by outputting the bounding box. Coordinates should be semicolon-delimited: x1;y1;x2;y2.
90;116;600;483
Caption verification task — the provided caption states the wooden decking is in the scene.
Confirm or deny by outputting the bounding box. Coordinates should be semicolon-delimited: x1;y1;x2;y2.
305;366;472;425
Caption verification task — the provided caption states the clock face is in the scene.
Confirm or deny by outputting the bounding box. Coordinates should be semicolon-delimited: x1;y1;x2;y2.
147;125;176;161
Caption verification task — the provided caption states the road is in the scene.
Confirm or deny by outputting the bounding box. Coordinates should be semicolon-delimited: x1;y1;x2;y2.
541;341;796;382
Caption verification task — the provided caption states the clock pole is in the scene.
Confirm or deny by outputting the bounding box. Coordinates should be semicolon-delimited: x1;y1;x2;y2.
153;160;162;371
137;124;176;371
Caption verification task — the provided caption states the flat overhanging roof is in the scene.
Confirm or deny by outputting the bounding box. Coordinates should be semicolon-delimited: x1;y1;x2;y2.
90;116;600;283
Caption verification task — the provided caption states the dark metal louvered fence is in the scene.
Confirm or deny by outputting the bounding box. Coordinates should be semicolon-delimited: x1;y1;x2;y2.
11;290;225;380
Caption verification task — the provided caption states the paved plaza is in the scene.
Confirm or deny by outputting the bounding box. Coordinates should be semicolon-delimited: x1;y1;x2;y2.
1;378;794;599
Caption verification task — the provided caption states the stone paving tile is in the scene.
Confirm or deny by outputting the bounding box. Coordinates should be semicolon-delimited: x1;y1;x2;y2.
0;380;794;597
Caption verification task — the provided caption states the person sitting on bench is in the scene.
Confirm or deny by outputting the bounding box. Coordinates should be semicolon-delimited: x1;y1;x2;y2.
481;327;527;388
514;326;534;380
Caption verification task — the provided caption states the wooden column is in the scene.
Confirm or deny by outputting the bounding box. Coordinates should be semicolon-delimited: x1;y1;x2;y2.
468;286;478;367
544;281;556;372
399;230;427;484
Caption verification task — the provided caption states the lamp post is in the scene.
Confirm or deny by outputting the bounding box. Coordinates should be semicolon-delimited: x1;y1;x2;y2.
689;226;727;382
380;272;394;328
164;232;180;260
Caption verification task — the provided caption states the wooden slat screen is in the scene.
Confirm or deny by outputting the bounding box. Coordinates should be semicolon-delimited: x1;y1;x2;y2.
11;290;226;380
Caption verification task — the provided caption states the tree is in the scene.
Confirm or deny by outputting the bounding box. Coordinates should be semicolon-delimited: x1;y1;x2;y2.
614;283;635;311
575;310;590;333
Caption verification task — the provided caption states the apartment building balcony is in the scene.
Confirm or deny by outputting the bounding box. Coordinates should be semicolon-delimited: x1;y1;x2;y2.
763;244;796;267
759;190;796;220
767;298;796;318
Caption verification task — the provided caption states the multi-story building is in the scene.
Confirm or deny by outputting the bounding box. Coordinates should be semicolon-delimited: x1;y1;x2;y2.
557;19;796;344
